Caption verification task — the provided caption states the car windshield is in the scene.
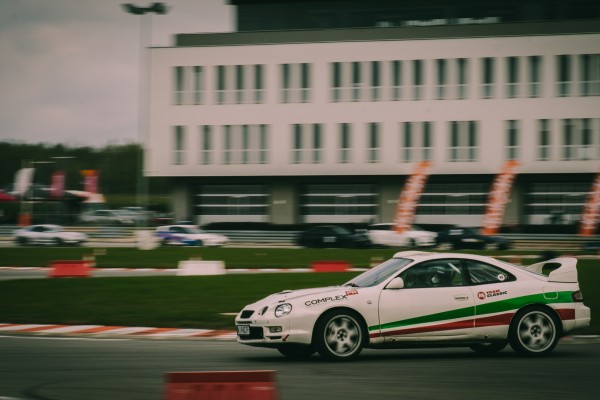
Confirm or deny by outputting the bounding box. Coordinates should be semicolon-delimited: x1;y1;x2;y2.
344;258;412;288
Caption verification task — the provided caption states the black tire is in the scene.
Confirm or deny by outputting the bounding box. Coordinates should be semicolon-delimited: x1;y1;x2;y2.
15;237;27;246
53;238;63;247
408;238;416;248
469;341;508;354
277;344;315;360
508;306;561;356
314;310;365;361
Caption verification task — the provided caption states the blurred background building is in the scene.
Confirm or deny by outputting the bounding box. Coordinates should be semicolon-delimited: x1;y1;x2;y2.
146;0;600;229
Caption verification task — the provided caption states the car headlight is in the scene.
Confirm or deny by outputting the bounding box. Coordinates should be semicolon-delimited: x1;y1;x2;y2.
274;303;292;318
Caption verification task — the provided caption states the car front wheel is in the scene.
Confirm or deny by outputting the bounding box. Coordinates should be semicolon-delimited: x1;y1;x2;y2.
314;310;365;361
508;306;560;356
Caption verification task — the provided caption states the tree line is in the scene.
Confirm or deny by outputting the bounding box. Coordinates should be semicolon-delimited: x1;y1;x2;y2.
0;141;168;195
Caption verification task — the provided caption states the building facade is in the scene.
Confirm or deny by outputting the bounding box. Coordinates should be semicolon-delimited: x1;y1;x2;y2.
147;1;600;229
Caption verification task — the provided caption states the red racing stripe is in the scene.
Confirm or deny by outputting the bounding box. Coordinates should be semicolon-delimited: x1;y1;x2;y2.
370;319;474;338
473;312;514;327
556;308;576;320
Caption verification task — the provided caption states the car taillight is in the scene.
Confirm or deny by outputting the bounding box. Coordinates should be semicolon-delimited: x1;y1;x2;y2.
572;290;584;302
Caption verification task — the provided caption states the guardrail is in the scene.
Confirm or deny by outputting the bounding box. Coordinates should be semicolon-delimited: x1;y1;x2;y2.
1;225;599;249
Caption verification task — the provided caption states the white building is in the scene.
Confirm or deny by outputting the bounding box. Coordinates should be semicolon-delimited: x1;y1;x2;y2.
147;0;600;230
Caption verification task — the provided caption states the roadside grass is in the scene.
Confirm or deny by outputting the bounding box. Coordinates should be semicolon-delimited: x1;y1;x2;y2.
0;246;593;269
1;247;598;333
0;273;354;329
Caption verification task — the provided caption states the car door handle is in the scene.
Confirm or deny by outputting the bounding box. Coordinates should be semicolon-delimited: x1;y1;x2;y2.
454;295;469;301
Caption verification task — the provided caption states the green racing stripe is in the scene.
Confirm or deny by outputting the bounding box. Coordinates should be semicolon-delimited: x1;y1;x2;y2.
368;291;573;332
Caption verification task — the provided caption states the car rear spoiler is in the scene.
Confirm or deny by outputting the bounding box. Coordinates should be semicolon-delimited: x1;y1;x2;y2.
524;257;578;283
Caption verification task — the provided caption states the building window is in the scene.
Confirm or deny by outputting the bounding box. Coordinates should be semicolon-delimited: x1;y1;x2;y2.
215;64;265;105
174;66;185;105
506;120;519;160
481;57;495;99
435;59;447;100
528;56;542;98
281;63;311;103
292;124;323;164
331;62;343;102
352;62;362;101
537;119;552;161
391;60;403;101
449;121;478;162
556;55;572;97
401;122;433;162
367;122;380;163
456;58;469;100
562;119;598;161
418;183;488;216
196;185;270;223
339;123;352;163
254;64;264;104
506;57;520;98
199;125;212;165
173;66;204;105
173;126;185;165
223;124;269;164
525;182;588;225
235;65;245;104
580;54;600;96
370;61;381;101
411;60;424;100
300;184;377;223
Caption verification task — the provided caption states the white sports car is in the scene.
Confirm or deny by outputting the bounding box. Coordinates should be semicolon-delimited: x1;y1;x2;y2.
236;251;590;361
13;224;88;246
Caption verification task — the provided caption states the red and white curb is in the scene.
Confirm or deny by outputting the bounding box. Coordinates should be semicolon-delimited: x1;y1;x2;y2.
0;323;236;340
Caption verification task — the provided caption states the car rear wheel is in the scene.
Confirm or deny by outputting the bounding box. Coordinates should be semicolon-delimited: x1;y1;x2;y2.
314;310;365;361
508;306;560;356
15;237;28;246
469;341;508;354
277;344;315;359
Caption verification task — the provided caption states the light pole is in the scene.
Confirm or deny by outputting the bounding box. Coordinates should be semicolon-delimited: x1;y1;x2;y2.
122;3;168;228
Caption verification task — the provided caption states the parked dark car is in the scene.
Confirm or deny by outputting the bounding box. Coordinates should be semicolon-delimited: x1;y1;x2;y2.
296;225;372;248
436;227;512;250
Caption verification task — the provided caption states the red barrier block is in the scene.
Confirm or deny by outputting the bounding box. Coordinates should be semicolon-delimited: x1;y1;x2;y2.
48;260;91;278
164;370;279;400
311;260;350;272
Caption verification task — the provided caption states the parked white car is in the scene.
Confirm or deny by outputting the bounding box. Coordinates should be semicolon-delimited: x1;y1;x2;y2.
236;251;590;361
367;223;437;247
155;225;229;247
13;224;87;246
79;209;136;225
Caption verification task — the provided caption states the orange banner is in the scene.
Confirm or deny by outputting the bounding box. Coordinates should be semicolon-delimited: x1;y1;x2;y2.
80;170;99;194
579;169;600;236
393;161;431;234
481;160;519;235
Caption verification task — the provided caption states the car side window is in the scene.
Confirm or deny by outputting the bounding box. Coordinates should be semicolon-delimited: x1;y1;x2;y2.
399;259;465;289
465;260;515;285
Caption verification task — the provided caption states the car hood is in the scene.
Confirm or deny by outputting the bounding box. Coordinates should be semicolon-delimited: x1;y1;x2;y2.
248;286;346;307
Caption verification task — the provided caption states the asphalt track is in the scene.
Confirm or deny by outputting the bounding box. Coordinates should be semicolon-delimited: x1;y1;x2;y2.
0;335;598;400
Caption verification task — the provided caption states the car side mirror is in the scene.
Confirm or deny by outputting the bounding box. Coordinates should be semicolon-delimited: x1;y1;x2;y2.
386;277;405;290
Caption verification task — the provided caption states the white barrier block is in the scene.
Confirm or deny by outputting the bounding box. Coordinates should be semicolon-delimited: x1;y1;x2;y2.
177;260;226;276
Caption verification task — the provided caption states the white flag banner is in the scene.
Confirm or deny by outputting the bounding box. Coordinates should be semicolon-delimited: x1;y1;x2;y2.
13;168;35;196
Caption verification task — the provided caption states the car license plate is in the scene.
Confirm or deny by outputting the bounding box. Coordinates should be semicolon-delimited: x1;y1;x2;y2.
237;325;250;335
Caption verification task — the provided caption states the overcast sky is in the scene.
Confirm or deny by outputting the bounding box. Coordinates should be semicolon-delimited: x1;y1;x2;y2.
0;0;234;147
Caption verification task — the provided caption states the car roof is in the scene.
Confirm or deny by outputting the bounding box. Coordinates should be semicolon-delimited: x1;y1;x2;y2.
392;251;510;265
